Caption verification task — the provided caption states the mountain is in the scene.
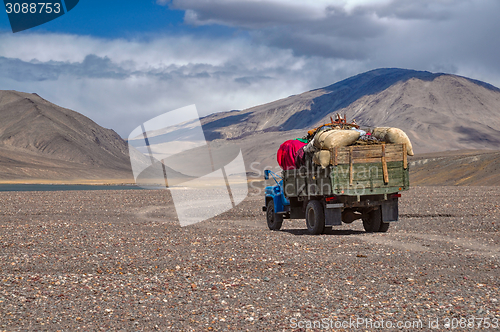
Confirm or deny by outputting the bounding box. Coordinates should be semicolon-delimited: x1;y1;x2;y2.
202;68;500;154
2;67;500;185
409;149;500;186
0;90;133;182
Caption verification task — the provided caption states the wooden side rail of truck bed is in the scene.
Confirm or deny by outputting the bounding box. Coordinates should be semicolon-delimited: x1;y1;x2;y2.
283;143;410;198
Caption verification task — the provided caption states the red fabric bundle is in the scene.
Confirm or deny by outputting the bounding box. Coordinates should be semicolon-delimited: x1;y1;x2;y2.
277;139;307;170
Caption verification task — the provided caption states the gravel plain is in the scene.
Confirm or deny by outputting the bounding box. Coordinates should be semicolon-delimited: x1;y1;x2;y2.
0;186;499;331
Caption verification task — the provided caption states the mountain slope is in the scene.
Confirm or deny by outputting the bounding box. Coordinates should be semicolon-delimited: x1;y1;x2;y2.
2;68;500;184
409;150;500;186
0;90;133;181
202;68;500;153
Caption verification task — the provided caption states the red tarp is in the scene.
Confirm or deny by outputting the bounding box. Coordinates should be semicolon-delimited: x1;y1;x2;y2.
277;139;307;170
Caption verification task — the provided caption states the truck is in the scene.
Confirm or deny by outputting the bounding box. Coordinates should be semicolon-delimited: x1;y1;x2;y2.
263;143;410;234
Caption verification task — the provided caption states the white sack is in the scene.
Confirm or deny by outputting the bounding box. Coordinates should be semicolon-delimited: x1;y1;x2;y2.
372;127;414;156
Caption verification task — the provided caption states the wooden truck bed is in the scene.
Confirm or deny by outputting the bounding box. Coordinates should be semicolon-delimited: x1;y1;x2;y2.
283;143;410;197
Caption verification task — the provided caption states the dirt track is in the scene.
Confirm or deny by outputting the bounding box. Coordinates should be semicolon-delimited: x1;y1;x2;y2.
0;186;499;330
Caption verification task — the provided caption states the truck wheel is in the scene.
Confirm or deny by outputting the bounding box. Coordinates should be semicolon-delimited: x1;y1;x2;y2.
362;209;382;233
306;200;325;235
378;222;390;232
267;200;283;231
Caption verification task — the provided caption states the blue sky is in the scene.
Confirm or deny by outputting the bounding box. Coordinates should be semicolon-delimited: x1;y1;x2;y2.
0;1;184;35
1;0;500;136
0;0;236;37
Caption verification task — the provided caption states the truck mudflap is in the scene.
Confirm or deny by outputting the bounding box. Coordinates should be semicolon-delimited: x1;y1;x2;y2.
381;198;398;222
325;207;342;226
324;203;343;226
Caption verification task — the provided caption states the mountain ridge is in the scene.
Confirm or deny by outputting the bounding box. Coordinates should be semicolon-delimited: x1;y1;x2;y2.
0;90;133;181
201;68;500;153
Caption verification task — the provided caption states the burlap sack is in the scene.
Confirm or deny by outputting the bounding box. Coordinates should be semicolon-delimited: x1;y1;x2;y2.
372;127;414;156
312;150;331;168
313;129;360;150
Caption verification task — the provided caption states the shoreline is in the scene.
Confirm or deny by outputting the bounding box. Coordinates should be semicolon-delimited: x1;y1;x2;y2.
0;179;137;186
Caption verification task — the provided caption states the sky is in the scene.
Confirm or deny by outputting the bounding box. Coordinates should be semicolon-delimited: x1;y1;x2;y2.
1;0;499;137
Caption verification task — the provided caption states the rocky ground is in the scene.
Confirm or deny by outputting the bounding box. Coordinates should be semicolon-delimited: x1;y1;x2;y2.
0;186;499;331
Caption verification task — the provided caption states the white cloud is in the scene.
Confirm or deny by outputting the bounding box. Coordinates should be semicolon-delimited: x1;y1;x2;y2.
160;0;500;77
168;0;443;28
0;33;365;137
164;0;394;16
169;0;500;83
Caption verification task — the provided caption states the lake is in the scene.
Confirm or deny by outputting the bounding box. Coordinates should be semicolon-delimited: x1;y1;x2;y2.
0;184;143;192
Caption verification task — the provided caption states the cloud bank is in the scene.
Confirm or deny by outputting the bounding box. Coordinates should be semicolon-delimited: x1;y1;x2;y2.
0;33;363;136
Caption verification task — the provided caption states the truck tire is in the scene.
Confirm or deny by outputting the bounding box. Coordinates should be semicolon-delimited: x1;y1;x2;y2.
362;209;382;233
267;200;283;231
306;200;325;235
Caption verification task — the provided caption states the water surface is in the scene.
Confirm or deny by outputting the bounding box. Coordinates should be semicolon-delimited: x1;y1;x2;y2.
0;184;142;192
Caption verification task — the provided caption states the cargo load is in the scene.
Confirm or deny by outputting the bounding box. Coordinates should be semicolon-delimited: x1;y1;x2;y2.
277;139;307;170
372;127;414;156
313;129;360;150
282;114;414;170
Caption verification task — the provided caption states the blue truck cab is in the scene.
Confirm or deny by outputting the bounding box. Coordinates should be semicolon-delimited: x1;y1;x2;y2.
262;170;289;230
